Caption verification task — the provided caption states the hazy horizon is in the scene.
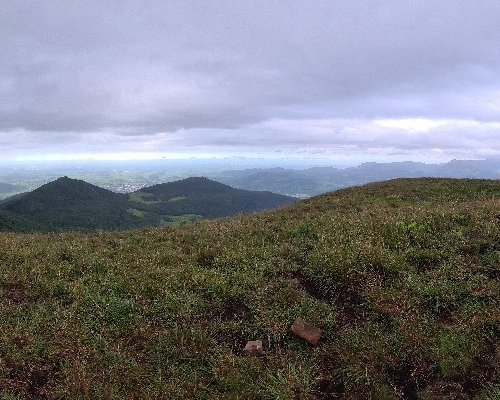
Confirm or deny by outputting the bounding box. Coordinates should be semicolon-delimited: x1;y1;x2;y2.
2;155;499;169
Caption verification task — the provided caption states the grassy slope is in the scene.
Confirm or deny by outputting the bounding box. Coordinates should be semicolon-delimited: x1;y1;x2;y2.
0;178;499;399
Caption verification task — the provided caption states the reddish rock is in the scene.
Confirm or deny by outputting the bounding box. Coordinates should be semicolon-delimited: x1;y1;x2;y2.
243;340;264;356
290;319;322;346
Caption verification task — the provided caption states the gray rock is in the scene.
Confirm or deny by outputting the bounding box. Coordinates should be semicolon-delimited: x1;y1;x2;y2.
243;340;264;356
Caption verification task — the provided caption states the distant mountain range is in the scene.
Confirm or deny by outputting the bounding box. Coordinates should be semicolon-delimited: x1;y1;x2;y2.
1;159;498;200
0;177;295;232
213;159;500;197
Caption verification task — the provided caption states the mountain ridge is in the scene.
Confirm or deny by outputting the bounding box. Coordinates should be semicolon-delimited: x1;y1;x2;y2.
0;176;296;232
214;159;500;196
1;176;135;231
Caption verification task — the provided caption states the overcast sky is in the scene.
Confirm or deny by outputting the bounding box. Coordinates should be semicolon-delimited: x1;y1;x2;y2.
1;0;500;162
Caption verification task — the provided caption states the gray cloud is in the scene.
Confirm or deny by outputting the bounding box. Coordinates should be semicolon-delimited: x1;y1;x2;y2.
1;1;500;159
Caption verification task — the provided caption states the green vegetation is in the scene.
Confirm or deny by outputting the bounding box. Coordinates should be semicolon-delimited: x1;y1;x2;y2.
168;196;187;202
127;208;148;218
0;178;499;399
128;191;161;204
0;177;138;232
0;177;295;233
161;214;203;225
140;177;296;219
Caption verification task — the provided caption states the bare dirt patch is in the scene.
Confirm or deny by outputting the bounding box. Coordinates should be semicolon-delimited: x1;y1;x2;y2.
1;283;32;305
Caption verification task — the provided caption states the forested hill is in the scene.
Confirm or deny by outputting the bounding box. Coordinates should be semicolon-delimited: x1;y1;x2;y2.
138;177;295;218
0;176;296;232
0;177;135;231
144;176;237;196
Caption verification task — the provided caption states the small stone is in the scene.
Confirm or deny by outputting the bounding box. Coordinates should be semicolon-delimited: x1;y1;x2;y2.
290;319;322;346
243;340;264;356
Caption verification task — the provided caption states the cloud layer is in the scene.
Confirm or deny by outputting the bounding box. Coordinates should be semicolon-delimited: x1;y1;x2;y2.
1;1;500;160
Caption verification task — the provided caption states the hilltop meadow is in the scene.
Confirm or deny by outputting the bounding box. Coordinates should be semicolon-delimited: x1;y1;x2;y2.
0;178;499;399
